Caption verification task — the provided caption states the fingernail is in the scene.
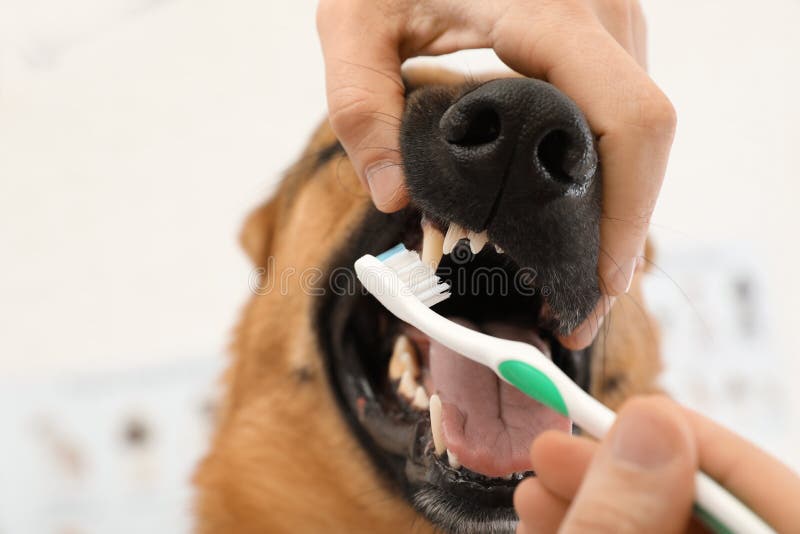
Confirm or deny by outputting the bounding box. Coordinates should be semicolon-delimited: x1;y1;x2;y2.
365;160;404;209
568;318;600;348
559;296;615;349
603;257;638;296
612;408;676;469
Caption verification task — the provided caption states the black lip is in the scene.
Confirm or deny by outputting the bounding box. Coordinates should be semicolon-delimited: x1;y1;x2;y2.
315;207;594;534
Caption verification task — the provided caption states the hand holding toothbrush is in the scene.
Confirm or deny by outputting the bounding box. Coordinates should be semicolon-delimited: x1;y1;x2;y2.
515;396;800;533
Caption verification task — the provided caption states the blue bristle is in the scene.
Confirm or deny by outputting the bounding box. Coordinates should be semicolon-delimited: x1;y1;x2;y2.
376;243;407;261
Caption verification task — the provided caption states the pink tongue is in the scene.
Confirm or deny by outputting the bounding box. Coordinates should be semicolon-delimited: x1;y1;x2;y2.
429;319;571;478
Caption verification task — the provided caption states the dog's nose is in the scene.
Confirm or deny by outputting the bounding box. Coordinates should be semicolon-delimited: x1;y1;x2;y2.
439;78;597;203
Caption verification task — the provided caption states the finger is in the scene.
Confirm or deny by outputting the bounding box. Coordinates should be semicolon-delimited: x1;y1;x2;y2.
557;294;616;350
529;430;596;501
683;407;800;532
595;117;672;298
527;427;711;534
514;478;569;534
491;4;676;302
560;396;697;533
587;0;648;68
317;0;409;212
587;0;635;53
559;252;649;349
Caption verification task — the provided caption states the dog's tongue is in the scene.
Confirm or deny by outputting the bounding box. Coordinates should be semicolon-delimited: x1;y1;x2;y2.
429;319;571;477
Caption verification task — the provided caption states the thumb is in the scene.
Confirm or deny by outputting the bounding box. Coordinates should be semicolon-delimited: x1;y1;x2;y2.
317;2;408;212
561;397;697;534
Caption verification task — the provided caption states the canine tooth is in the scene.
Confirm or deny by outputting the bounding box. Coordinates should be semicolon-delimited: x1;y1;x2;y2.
412;386;429;410
429;394;445;455
494;243;504;254
421;221;445;271
398;370;417;399
447;450;461;469
442;223;468;255
388;335;419;380
467;230;488;254
503;473;513;480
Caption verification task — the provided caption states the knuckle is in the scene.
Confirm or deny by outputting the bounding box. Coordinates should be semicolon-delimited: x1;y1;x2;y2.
644;94;678;135
627;86;677;138
326;85;379;139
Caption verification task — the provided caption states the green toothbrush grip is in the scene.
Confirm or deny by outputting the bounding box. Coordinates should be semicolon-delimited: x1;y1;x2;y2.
498;360;568;416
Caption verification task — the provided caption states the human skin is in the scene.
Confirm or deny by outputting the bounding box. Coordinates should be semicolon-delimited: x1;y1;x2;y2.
317;0;677;348
514;396;800;533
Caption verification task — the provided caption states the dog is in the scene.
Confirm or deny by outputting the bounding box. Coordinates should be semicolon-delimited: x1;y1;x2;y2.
193;68;662;534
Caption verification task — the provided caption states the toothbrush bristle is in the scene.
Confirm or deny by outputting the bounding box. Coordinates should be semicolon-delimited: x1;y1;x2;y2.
378;245;450;307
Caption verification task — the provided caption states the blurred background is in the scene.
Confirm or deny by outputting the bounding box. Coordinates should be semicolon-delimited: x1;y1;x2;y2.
1;0;798;532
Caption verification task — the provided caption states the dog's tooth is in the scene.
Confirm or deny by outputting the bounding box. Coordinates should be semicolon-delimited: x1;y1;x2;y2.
398;370;417;399
494;243;504;254
503;473;513;480
388;335;419;381
443;223;468;255
429;394;445;455
421;221;445;272
447;450;461;469
411;386;429;410
468;230;488;254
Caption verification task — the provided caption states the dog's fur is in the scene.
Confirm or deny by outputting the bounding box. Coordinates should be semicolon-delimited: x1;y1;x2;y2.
193;70;662;533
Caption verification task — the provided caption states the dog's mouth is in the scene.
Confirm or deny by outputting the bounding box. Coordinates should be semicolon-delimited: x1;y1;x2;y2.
318;207;592;534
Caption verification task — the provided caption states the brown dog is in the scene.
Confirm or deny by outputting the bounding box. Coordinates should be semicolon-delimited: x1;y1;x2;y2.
194;69;661;534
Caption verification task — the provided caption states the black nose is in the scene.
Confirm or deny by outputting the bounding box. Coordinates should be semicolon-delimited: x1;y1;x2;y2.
400;77;602;333
439;78;597;201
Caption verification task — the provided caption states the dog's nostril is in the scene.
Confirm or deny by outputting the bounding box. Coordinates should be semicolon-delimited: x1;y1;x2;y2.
536;130;572;184
445;108;501;146
535;129;595;187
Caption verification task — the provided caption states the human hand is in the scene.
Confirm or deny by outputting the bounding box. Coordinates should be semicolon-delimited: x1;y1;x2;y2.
317;0;676;348
514;396;800;533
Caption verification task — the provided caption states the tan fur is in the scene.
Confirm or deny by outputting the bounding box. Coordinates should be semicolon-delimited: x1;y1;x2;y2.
194;72;662;533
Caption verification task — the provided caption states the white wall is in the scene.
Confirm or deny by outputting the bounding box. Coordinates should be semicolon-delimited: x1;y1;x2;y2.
0;0;325;376
647;0;800;376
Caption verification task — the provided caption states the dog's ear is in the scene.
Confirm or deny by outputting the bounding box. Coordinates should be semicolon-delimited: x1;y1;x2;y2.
240;197;279;268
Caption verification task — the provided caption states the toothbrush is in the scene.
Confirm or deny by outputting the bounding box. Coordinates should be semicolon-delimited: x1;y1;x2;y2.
354;244;775;534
